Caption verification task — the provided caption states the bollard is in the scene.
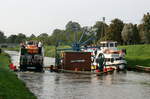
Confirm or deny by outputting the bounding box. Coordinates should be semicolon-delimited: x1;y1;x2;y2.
9;63;17;71
0;48;1;54
50;65;54;72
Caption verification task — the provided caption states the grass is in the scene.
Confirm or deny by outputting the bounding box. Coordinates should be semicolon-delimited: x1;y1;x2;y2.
0;53;11;69
44;45;71;57
0;52;37;99
2;46;19;52
44;46;55;57
119;44;150;68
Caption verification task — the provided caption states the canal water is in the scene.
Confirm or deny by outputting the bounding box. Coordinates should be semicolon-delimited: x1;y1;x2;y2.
6;51;150;99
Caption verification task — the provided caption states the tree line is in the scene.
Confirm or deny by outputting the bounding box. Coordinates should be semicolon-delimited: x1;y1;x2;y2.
0;12;150;46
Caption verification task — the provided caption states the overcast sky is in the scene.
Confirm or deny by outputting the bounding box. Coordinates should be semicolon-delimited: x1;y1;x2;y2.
0;0;149;36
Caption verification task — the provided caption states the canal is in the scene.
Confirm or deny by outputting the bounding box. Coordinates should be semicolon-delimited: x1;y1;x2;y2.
6;51;150;99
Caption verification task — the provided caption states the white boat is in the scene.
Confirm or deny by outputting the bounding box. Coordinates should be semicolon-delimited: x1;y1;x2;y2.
84;41;127;71
94;41;127;70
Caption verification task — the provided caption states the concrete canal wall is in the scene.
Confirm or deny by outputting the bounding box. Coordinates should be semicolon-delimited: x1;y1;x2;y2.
135;65;150;73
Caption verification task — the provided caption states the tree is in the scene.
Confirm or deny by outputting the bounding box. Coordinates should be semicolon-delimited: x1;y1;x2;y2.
65;21;82;43
30;34;36;38
105;18;124;44
121;23;134;44
0;31;6;43
7;35;18;43
49;29;69;45
132;24;140;44
93;21;108;41
64;21;86;45
15;33;26;43
138;24;145;43
37;33;49;45
65;21;81;31
51;29;63;40
26;34;37;41
141;12;150;43
38;33;48;38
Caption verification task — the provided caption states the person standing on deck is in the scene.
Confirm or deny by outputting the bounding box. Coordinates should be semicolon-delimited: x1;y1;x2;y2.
38;41;42;54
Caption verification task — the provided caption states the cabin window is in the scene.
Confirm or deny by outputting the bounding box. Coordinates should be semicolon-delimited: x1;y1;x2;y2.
110;43;114;47
115;43;117;47
101;43;109;47
103;44;105;47
116;57;124;60
101;44;105;47
116;58;120;60
105;58;108;62
105;58;111;62
106;43;108;47
120;57;125;60
111;58;114;63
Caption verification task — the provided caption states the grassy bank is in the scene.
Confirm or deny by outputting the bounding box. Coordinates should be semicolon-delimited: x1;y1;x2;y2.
44;45;70;57
119;44;150;68
0;52;36;99
44;46;55;57
2;46;19;52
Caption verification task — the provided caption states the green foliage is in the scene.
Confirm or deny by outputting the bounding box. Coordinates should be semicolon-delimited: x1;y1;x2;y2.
105;18;124;44
2;46;20;52
48;21;92;46
65;21;81;31
16;33;26;43
138;24;145;43
0;52;36;99
138;12;150;44
132;24;140;44
7;35;18;43
119;44;150;67
143;13;150;43
0;31;6;43
0;53;10;69
44;45;71;57
121;23;134;44
30;34;36;38
44;46;56;57
51;29;66;45
7;33;26;44
65;21;82;44
93;21;108;41
37;33;49;45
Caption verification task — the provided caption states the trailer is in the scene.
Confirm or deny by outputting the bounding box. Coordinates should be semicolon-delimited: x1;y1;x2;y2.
59;51;91;71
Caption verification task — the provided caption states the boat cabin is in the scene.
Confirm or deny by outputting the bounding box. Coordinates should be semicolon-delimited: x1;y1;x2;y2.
100;41;118;50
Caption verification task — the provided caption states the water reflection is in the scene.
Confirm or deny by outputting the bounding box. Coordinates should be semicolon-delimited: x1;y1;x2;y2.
18;72;44;98
15;70;150;99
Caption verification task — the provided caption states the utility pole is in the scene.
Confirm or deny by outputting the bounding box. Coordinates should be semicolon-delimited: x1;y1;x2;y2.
103;17;105;23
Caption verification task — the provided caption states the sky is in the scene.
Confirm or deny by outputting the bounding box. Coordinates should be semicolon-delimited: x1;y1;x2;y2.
0;0;149;36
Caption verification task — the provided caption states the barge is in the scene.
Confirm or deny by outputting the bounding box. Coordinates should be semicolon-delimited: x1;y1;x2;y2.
19;41;44;72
